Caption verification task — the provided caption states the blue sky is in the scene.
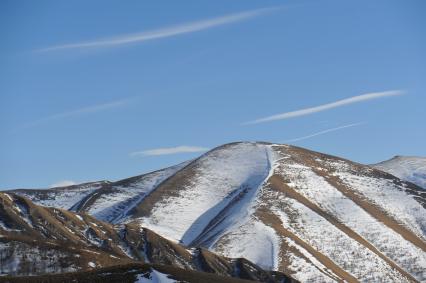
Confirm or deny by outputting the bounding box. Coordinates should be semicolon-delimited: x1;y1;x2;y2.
1;0;425;189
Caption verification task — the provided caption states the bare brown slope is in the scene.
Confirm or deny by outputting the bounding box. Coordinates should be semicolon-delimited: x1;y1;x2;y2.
257;208;358;283
11;181;110;210
287;145;426;208
0;192;296;282
10;181;109;196
266;175;417;283
129;160;199;218
284;146;426;253
0;263;261;283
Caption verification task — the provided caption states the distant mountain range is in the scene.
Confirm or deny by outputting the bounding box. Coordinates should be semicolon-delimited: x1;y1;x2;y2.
2;142;425;282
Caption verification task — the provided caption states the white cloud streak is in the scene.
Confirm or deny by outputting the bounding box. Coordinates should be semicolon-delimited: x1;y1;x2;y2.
50;180;76;188
38;7;278;52
245;90;404;125
284;122;363;143
21;98;132;129
131;146;209;157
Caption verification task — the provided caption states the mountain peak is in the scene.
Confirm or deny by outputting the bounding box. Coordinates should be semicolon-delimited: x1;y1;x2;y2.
5;143;426;282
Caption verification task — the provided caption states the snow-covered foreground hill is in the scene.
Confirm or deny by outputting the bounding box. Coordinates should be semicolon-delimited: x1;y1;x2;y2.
11;142;426;282
373;156;426;190
0;192;294;282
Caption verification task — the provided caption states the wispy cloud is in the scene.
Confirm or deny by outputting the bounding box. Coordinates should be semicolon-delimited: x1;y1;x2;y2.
245;90;404;125
38;7;279;52
130;146;209;157
21;98;132;129
284;122;363;143
50;180;76;188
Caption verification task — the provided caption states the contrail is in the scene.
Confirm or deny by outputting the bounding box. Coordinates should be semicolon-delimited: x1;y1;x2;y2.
245;90;404;125
284;122;363;143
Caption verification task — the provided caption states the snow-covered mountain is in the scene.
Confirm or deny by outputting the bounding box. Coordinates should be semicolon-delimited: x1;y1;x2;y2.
12;162;190;224
0;192;294;282
372;156;426;190
7;142;426;282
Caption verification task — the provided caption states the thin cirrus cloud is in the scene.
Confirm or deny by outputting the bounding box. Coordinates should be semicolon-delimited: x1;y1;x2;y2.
130;146;209;157
284;122;364;143
38;7;279;52
50;180;76;188
21;98;133;129
244;90;404;125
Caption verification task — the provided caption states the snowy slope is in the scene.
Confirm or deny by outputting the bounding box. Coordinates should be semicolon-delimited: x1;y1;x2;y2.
14;181;107;210
0;192;293;282
373;156;426;189
270;150;425;281
8;142;426;282
81;162;190;223
136;269;177;283
135;142;271;245
11;162;190;223
127;142;426;282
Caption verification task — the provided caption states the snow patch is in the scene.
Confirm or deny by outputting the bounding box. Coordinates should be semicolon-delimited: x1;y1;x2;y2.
135;269;178;283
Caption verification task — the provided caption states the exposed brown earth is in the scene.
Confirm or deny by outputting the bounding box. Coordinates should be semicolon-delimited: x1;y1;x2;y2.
285;146;426;253
0;263;273;283
4;142;425;282
257;208;358;283
266;174;417;283
0;192;296;282
131;162;199;218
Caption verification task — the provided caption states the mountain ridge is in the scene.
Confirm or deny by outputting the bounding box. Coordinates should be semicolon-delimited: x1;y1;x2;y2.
372;155;426;190
4;142;426;282
0;191;296;282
